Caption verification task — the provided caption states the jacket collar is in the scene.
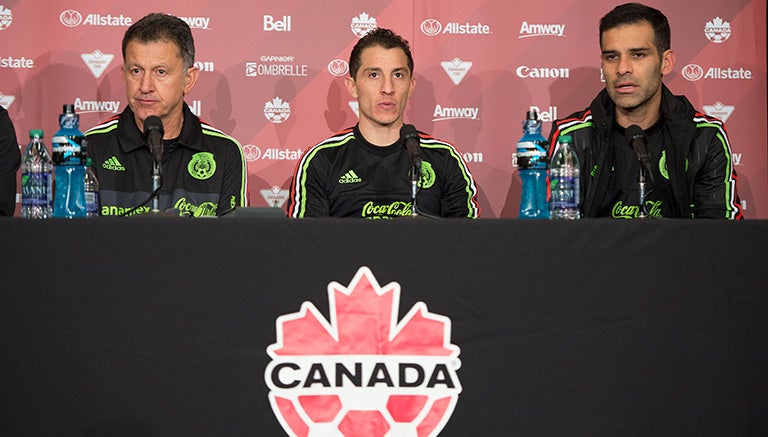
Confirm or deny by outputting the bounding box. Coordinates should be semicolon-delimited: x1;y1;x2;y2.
117;103;204;153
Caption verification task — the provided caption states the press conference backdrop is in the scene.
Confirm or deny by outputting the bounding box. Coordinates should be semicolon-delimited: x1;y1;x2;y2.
1;0;766;217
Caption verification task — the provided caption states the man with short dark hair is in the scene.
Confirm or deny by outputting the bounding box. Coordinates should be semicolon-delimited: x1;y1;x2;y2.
288;28;479;218
86;13;247;217
549;3;741;219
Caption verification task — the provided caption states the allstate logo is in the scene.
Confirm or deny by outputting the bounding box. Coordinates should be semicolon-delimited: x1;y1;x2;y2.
60;9;83;27
327;59;349;77
682;64;704;81
421;19;442;36
243;144;261;162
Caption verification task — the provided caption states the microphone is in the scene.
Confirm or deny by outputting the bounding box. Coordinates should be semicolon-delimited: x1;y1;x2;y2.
143;116;164;213
400;124;422;217
401;124;422;171
143;115;164;168
625;125;654;185
625;125;653;218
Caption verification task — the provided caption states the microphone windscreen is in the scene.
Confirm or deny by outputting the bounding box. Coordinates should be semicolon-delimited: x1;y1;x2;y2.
400;124;419;140
625;124;645;144
143;115;164;140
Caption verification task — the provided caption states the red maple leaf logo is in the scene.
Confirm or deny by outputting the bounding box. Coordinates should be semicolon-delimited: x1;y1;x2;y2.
265;266;462;437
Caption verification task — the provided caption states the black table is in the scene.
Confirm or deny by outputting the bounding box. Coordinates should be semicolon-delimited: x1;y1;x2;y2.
2;218;766;436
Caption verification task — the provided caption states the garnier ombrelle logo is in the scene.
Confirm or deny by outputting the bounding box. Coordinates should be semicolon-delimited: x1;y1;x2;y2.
265;266;462;436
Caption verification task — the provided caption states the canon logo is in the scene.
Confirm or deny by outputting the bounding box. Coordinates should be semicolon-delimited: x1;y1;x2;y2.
516;66;570;79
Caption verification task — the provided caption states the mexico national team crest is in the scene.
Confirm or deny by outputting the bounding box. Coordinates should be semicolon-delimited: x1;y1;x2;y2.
188;152;216;180
265;266;462;436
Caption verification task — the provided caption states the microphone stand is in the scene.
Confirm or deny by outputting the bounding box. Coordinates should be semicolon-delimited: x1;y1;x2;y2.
151;160;162;214
637;165;647;219
410;162;419;217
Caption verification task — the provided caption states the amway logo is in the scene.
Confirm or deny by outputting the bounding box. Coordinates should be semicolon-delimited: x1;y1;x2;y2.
433;105;479;121
265;266;461;437
178;16;210;30
81;50;115;78
73;97;120;114
518;21;565;38
441;57;473;85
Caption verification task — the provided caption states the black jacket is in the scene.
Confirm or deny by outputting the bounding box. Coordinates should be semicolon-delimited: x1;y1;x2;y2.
0;106;20;216
85;104;248;217
548;85;741;219
288;125;479;218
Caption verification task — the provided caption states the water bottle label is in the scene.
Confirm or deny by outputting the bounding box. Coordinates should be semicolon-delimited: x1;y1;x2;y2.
21;172;52;206
86;192;100;215
550;175;579;208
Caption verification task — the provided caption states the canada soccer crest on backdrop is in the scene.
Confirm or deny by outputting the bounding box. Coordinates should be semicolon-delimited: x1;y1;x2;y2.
265;267;462;437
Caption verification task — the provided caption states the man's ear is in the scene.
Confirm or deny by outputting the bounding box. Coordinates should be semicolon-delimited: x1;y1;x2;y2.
661;49;676;76
345;76;358;99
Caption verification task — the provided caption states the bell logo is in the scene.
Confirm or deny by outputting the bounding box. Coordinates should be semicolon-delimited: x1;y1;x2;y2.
265;266;462;436
264;15;291;32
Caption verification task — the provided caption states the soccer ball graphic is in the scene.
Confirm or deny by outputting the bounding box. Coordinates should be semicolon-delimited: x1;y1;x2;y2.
265;267;462;436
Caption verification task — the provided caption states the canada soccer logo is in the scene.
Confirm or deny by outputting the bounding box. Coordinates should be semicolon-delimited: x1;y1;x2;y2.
265;267;462;436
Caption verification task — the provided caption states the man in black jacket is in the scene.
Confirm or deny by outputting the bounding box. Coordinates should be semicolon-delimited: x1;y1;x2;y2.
85;13;247;217
0;106;20;217
548;3;741;219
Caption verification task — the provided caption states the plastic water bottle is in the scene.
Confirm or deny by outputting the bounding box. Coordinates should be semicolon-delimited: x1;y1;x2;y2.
517;110;549;219
52;104;87;218
549;134;580;219
21;129;53;218
84;157;100;217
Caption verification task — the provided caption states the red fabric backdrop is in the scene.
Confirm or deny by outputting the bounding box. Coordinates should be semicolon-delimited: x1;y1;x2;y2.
1;0;765;217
